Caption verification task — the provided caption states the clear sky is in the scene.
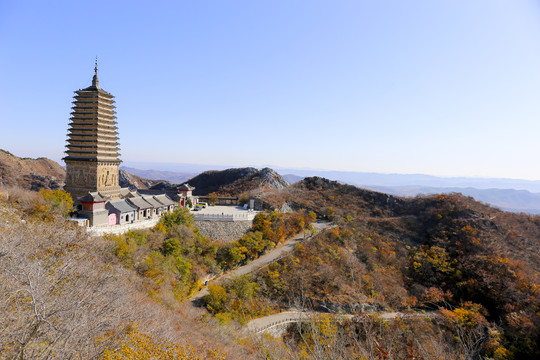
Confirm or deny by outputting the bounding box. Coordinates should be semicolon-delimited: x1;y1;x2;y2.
1;0;539;180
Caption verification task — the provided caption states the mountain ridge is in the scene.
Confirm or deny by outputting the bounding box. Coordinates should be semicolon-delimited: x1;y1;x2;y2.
116;165;540;214
121;162;540;192
2;151;538;215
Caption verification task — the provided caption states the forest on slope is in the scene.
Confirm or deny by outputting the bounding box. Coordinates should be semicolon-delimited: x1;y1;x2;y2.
0;186;314;359
0;188;255;359
204;177;539;359
1;173;538;359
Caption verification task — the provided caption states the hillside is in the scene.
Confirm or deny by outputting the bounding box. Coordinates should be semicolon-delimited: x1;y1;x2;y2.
0;149;65;191
262;177;540;271
182;167;289;196
247;177;540;358
1;173;539;358
0;189;252;359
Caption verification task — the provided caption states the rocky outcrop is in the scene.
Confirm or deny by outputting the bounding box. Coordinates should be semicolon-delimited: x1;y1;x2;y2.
258;168;289;190
0;150;65;191
119;169;166;190
182;167;290;196
181;168;259;195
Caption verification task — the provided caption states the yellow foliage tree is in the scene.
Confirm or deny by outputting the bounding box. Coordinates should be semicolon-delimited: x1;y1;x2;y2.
30;189;73;220
101;327;225;360
39;189;73;216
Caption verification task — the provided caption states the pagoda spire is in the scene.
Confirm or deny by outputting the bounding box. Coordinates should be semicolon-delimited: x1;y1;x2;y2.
92;57;100;88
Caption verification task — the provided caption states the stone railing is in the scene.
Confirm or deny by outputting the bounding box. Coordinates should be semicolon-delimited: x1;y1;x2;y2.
252;318;300;334
87;217;160;236
250;313;353;334
251;312;431;334
193;213;256;222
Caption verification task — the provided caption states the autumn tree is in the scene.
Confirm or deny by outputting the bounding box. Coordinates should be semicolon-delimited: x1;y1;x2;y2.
208;192;219;206
101;326;226;360
0;216;135;359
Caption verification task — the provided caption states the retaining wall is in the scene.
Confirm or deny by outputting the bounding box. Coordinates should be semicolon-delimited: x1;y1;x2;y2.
195;220;253;242
87;217;160;236
192;212;256;222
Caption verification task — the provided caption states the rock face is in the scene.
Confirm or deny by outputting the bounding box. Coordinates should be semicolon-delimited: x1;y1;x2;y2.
195;220;252;242
0;150;66;191
182;167;290;196
119;169;149;190
258;168;289;190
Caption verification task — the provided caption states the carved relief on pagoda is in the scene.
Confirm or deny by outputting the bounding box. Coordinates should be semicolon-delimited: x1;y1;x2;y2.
96;164;119;190
65;162;97;187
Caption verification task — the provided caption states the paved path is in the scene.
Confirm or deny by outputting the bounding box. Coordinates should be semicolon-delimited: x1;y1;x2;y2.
247;310;435;335
247;311;351;333
190;221;333;303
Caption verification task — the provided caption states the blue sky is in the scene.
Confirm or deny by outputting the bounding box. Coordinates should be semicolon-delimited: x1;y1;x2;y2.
1;0;540;180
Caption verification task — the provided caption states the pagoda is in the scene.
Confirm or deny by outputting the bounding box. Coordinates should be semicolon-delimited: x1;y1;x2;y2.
63;60;122;201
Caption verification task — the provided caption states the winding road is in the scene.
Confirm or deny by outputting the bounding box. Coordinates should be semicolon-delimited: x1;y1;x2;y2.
190;221;333;303
189;220;436;336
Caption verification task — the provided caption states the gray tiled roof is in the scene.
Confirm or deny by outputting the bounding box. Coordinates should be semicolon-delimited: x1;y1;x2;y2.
126;196;153;209
79;192;109;202
119;188;139;198
178;183;195;191
153;194;176;206
106;199;137;214
142;196;163;208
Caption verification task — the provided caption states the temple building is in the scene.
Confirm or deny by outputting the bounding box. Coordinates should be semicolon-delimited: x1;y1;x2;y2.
63;60;121;200
63;61;192;229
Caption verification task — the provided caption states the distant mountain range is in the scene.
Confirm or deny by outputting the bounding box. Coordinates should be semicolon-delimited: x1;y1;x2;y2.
273;168;540;193
122;162;540;192
362;185;540;214
120;163;540;214
3;151;538;215
120;166;196;184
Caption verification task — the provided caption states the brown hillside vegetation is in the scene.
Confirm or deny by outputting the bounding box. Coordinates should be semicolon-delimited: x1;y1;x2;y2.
118;168;156;190
2;174;538;359
0;190;253;359
229;177;540;359
0;149;65;191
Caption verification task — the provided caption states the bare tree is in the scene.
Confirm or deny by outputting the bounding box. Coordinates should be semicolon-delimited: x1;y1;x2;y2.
0;217;135;359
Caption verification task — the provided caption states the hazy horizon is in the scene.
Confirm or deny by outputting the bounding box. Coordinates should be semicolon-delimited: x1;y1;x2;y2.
119;160;540;183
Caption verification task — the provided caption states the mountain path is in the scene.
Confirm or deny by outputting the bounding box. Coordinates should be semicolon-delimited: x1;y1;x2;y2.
190;221;334;303
247;310;436;335
187;220;436;336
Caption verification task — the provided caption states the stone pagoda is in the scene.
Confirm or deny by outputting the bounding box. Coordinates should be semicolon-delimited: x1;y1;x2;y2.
63;60;122;201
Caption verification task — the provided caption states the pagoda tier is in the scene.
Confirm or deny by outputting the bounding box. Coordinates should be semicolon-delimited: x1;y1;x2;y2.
64;90;120;163
64;61;122;201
